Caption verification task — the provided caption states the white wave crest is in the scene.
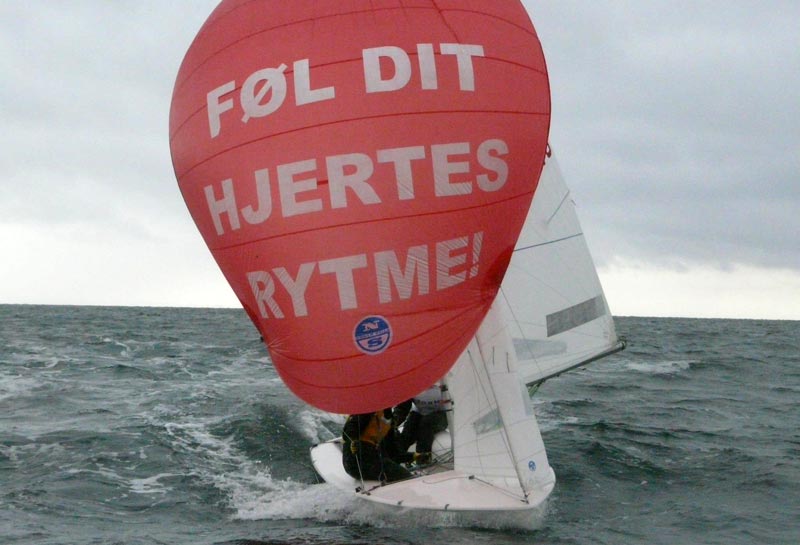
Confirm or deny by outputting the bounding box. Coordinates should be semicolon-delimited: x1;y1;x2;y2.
627;360;693;375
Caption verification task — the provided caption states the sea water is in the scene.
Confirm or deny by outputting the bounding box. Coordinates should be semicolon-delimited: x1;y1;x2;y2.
1;305;798;544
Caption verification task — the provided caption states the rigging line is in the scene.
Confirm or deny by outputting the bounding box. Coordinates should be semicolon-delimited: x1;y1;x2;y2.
469;476;529;503
342;423;367;492
514;232;583;253
477;336;529;499
499;286;535;362
464;345;496;481
461;349;482;461
508;235;609;311
500;346;531;500
503;276;579;326
545;190;571;225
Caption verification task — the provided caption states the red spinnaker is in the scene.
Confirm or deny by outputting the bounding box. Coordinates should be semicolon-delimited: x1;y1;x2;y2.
169;0;550;413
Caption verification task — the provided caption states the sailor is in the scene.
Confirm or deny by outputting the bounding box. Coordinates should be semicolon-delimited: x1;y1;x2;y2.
342;408;412;483
394;383;450;465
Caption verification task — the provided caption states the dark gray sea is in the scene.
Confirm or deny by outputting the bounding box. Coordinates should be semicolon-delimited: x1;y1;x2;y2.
1;305;798;545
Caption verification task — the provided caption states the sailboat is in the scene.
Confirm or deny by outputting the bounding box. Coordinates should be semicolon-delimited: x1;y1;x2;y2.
169;0;623;515
310;147;625;511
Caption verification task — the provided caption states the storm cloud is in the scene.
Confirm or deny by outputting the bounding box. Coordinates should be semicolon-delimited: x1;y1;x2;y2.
1;1;797;318
529;1;799;272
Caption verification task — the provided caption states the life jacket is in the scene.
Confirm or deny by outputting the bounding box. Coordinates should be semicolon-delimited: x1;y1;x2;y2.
348;411;392;452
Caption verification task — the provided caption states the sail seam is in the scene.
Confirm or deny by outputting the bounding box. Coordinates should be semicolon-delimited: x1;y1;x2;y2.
174;109;548;178
173;5;545;95
207;191;535;251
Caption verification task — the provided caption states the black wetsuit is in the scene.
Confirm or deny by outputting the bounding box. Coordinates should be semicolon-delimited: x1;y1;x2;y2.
342;410;412;483
394;395;449;454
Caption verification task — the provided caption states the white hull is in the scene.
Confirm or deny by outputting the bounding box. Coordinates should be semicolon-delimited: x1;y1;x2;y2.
310;438;555;512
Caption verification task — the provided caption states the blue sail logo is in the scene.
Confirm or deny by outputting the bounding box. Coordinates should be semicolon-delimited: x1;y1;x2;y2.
353;316;392;355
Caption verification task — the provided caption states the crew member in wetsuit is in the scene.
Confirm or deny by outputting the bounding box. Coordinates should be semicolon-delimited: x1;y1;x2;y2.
342;408;412;483
393;383;450;465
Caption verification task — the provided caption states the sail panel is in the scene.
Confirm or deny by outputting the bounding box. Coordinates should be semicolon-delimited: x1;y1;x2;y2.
169;1;551;413
546;295;607;337
499;149;621;386
447;337;519;484
447;301;554;498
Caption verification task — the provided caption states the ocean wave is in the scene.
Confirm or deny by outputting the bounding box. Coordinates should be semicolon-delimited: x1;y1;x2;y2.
0;374;43;403
297;409;344;445
625;359;694;375
129;473;180;495
3;307;798;544
581;440;671;480
0;440;67;468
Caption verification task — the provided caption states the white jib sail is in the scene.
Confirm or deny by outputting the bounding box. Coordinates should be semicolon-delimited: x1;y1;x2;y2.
498;147;624;386
445;301;555;502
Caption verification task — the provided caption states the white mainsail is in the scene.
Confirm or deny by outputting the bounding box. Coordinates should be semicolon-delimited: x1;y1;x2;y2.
446;302;555;502
497;148;625;387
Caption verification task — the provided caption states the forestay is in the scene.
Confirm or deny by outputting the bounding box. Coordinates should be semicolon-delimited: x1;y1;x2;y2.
497;148;625;387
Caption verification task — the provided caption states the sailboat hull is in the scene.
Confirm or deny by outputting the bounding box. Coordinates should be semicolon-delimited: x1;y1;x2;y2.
310;439;555;512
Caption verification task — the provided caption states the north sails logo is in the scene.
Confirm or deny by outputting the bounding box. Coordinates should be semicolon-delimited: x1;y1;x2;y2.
354;316;392;355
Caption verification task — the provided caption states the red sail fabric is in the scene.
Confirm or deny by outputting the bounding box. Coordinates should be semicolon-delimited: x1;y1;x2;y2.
169;0;550;413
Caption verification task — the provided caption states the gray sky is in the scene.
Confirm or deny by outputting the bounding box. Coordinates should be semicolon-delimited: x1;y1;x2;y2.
1;1;798;319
